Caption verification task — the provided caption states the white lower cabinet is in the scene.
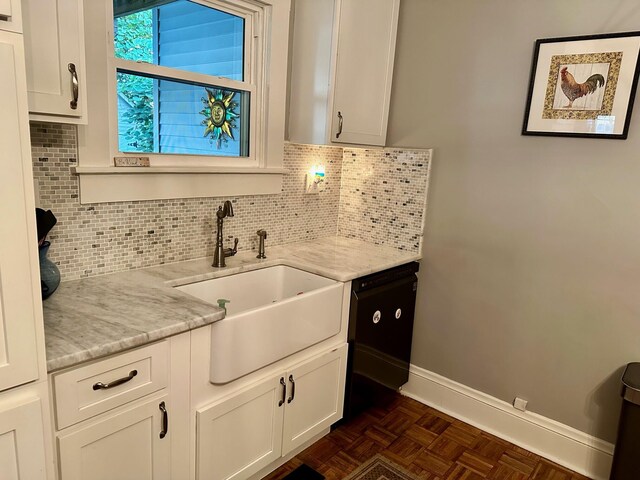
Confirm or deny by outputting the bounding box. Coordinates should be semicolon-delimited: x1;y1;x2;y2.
196;344;347;480
57;393;171;480
51;333;347;480
281;345;346;454
197;375;285;480
0;395;48;480
53;337;187;480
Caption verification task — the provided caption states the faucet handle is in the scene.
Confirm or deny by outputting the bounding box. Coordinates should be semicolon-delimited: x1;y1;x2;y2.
223;238;239;258
257;229;267;239
228;238;238;256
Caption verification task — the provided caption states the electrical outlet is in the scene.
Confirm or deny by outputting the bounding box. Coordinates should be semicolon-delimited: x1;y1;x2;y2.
305;165;325;194
305;173;320;194
513;397;528;412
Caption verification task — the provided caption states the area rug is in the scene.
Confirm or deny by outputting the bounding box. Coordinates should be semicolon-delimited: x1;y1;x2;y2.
343;454;420;480
282;464;325;479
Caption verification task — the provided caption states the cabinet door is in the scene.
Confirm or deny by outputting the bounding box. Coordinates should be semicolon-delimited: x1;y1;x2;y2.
22;0;86;120
331;0;400;146
288;0;337;145
0;0;21;33
0;396;48;480
0;0;10;19
0;30;40;392
58;394;171;480
282;344;347;455
196;374;286;480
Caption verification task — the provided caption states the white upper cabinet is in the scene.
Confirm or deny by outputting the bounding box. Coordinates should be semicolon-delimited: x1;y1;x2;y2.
288;0;400;146
0;30;40;392
288;0;337;146
22;0;87;123
0;0;21;33
331;0;400;145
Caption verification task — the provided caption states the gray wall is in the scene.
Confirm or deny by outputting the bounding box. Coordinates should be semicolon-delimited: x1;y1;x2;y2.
387;0;640;443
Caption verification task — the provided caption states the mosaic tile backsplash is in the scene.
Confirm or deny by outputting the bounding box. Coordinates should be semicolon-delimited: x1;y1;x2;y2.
338;148;431;252
30;122;430;281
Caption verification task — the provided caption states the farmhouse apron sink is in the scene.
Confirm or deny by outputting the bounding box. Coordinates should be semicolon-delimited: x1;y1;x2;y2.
176;265;343;383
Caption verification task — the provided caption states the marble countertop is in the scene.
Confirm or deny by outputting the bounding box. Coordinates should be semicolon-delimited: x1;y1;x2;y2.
43;236;420;372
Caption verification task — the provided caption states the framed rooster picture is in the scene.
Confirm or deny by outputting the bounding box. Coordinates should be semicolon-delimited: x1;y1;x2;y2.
523;31;640;139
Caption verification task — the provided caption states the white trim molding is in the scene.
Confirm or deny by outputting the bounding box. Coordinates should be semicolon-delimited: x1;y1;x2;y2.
402;364;614;480
78;172;283;203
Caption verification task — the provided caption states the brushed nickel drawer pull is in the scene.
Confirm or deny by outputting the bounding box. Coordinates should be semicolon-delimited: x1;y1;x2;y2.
92;369;138;390
68;63;78;110
287;374;295;404
159;401;168;439
279;377;286;407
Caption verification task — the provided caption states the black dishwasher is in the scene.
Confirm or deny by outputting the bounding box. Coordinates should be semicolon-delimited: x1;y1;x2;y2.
343;262;419;420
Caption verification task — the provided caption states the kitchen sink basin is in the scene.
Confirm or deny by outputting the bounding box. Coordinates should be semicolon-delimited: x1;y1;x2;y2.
176;265;343;383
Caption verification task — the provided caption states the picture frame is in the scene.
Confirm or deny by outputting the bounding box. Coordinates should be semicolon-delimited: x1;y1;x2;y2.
522;31;640;139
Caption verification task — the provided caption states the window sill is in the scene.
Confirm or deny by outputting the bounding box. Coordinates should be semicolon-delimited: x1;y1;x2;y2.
74;167;286;204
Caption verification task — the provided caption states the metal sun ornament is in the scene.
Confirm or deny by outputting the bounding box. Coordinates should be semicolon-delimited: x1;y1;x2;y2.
201;88;239;149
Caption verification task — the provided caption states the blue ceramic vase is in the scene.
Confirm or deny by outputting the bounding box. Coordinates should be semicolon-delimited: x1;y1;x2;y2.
39;241;60;299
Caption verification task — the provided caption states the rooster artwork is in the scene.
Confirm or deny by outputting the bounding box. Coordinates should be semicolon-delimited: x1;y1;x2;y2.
559;66;606;108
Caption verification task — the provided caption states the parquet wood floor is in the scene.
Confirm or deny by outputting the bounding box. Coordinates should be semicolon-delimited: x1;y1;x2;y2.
262;395;592;480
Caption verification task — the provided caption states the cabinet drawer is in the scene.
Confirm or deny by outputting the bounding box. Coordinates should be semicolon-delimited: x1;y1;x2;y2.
53;341;169;429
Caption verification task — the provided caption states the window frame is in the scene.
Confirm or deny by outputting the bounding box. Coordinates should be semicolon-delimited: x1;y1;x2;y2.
76;0;290;204
108;0;261;166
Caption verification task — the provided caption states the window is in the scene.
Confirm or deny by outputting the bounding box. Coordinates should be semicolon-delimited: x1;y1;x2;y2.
113;0;252;158
78;0;290;203
112;0;256;162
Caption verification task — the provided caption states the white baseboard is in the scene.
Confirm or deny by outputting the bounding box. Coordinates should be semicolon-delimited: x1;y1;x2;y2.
402;364;614;480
